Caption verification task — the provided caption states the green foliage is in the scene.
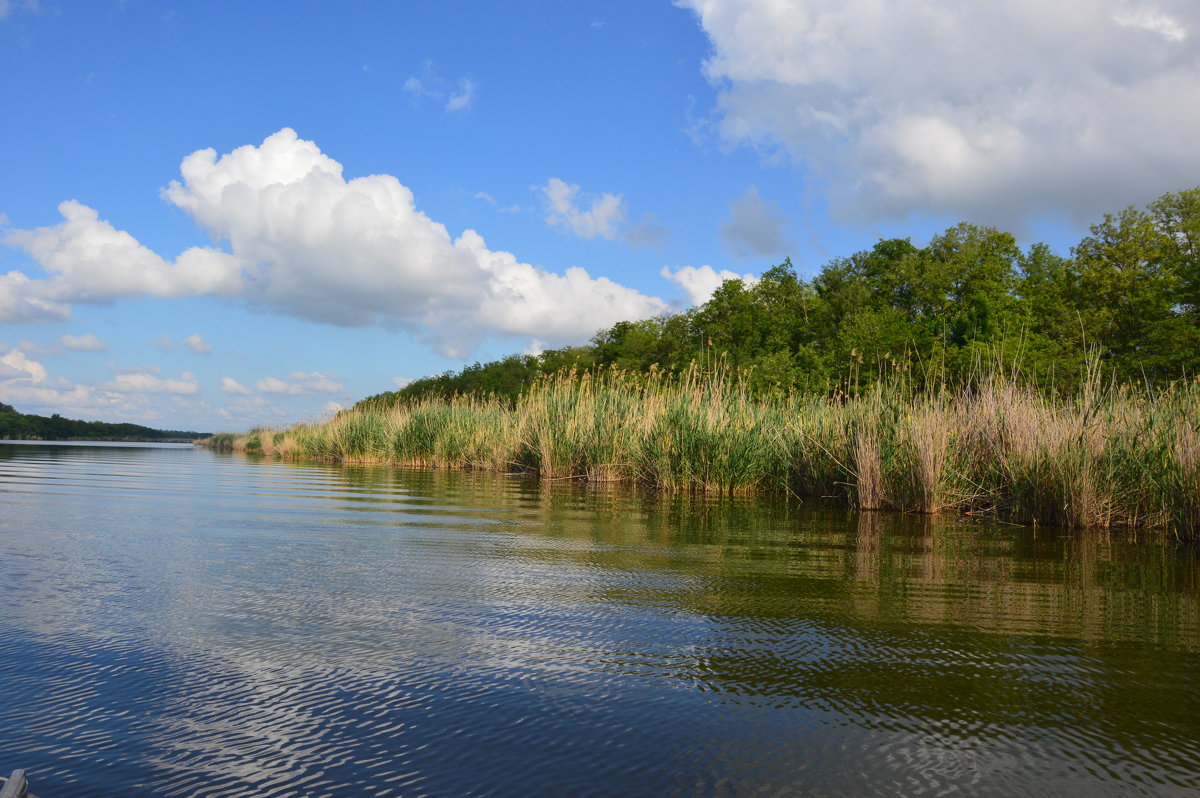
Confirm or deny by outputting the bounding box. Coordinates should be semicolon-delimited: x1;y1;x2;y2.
355;187;1200;411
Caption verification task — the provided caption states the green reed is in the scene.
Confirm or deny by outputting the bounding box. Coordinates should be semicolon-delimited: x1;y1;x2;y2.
198;366;1200;538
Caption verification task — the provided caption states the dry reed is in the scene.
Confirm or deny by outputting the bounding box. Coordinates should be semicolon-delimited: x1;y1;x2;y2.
198;367;1200;538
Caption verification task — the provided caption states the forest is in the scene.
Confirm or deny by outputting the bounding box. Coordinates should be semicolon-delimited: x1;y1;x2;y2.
359;187;1200;408
0;402;210;442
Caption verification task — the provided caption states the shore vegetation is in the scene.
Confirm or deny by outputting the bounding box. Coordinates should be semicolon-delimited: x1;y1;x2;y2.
203;364;1200;538
204;187;1200;538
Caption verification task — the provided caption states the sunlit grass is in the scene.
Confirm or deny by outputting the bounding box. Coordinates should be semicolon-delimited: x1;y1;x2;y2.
200;366;1200;538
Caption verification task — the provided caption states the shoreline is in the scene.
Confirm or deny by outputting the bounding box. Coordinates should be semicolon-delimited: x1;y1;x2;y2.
200;370;1200;539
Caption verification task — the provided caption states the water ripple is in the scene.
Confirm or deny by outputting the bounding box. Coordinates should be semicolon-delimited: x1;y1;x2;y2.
0;442;1198;796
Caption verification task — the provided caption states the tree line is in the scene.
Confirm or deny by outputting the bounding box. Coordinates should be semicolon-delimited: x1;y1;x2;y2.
360;187;1200;407
0;402;210;441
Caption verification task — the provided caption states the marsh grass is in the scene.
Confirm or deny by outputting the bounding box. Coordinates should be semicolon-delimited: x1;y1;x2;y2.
200;366;1200;538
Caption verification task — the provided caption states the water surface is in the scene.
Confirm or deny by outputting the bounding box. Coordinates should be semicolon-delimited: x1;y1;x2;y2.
0;441;1197;796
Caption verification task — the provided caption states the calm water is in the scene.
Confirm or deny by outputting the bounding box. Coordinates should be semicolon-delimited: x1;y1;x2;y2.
0;442;1198;797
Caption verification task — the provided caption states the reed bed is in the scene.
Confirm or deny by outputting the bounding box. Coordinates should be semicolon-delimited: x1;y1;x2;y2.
201;368;1200;538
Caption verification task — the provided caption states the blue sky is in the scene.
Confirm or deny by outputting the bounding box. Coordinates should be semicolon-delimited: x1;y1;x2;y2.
3;0;1198;431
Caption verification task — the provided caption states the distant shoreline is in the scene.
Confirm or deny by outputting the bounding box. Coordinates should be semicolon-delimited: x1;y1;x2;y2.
0;437;202;445
1;402;210;443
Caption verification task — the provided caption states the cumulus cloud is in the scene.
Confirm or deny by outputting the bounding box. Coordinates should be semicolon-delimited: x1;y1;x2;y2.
216;395;293;425
0;360;27;380
149;334;174;351
3;201;243;305
220;377;251;395
4;129;668;355
60;333;107;352
1;348;46;382
0;271;69;323
392;376;413;389
536;179;669;247
288;371;343;394
251;373;342;396
661;264;759;307
101;369;199;395
721;186;790;258
538;178;627;240
0;349;114;414
680;0;1200;224
254;376;305;396
184;333;212;354
0;347;219;425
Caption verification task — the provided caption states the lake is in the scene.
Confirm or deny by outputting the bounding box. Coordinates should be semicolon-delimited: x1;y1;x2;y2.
0;441;1198;796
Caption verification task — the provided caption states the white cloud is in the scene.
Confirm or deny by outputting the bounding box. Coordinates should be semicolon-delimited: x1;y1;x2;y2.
1;349;110;414
0;361;26;380
404;62;478;113
1113;6;1188;41
251;372;342;396
446;78;477;112
537;178;627;240
149;334;174;351
3;200;243;304
102;369;199;395
60;333;107;352
536;179;669;247
4;130;668;355
722;185;790;258
0;271;69;323
184;333;212;355
661;264;759;307
220;377;251;395
680;0;1200;224
217;394;293;426
288;371;343;394
0;348;218;425
1;348;47;382
254;376;305;396
392;376;413;390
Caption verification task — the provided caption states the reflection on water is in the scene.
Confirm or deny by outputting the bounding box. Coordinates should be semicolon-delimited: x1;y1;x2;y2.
0;442;1198;796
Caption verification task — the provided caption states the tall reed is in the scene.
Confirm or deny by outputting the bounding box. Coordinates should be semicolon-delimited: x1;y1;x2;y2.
198;367;1200;538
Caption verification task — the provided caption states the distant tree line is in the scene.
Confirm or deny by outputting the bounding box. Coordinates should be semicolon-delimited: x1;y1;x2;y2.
359;187;1200;408
0;402;210;441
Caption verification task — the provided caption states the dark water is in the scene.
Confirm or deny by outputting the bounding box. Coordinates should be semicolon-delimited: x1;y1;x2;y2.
0;442;1198;797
